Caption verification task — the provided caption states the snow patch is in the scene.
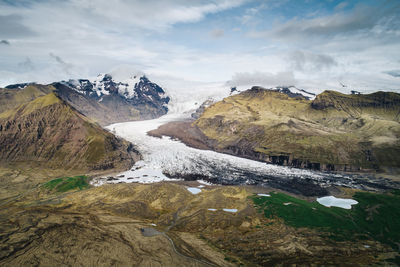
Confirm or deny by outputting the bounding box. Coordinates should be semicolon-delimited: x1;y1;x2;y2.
223;209;238;213
317;196;358;209
187;187;202;194
198;180;213;186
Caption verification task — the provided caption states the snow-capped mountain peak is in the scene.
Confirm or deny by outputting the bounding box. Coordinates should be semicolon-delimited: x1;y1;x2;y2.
60;73;169;105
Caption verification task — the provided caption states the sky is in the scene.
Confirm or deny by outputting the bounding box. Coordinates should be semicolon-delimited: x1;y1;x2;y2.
0;0;399;94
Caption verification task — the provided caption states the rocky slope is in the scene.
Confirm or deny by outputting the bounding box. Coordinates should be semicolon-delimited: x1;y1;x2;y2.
52;73;170;125
151;87;400;173
0;91;140;171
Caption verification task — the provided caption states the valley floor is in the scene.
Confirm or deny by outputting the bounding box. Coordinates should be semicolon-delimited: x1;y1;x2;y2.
0;166;399;266
1;113;399;266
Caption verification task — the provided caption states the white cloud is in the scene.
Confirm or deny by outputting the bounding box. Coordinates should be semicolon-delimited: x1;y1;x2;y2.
66;0;248;31
227;71;297;88
249;2;400;41
289;51;337;71
334;2;348;11
0;0;399;95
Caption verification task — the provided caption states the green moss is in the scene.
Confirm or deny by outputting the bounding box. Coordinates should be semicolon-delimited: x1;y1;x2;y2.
0;85;53;115
43;175;89;192
85;124;106;163
0;92;61;119
86;136;105;163
43;177;64;190
252;191;400;249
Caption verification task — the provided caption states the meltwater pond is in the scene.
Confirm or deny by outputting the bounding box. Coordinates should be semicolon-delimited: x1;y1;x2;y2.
91;114;397;196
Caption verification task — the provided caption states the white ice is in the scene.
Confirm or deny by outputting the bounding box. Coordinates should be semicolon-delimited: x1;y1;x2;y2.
198;180;213;186
187;187;202;194
90;84;351;188
223;209;238;213
317;196;358;209
91;112;327;186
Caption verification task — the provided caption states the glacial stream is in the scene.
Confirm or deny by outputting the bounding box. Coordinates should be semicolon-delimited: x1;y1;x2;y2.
91;113;397;196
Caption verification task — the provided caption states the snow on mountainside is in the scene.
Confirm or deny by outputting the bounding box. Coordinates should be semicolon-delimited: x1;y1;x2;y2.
48;73;170;125
233;85;316;100
274;86;316;100
60;73;169;105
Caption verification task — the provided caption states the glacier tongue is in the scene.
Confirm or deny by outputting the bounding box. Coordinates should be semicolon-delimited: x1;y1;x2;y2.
91;113;356;196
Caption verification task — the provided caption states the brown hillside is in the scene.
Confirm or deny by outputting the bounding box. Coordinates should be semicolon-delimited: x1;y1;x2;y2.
0;93;140;171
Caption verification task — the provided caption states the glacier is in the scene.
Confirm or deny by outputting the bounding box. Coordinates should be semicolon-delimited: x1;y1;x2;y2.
90;84;396;195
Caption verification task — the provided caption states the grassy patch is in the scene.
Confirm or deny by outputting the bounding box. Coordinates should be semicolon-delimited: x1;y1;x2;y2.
252;191;400;249
43;175;89;192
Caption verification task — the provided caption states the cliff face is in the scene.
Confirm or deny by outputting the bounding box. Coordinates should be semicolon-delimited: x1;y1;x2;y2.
311;90;400;112
193;88;400;172
0;92;140;171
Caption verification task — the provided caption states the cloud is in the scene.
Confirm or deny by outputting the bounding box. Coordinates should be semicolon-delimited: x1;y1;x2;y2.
49;53;73;75
65;0;247;31
249;2;400;41
289;51;337;71
17;57;35;71
0;14;35;38
227;71;296;88
383;70;400;78
0;0;398;95
334;2;348;11
241;6;259;25
0;40;10;45
210;29;224;38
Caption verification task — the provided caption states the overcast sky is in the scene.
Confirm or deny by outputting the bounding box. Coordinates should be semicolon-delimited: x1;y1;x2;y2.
0;0;399;93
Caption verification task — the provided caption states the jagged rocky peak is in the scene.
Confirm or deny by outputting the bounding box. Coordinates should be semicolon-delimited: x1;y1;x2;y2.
51;72;170;125
61;73;170;105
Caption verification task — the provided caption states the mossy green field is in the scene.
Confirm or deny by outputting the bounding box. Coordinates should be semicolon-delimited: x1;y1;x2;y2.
43;175;89;192
252;190;400;249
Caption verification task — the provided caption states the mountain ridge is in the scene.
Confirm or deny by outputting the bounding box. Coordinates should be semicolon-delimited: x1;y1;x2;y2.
4;73;171;126
149;87;400;173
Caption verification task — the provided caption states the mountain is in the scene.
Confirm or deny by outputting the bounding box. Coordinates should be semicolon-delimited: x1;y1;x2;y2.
229;85;316;100
52;73;170;125
0;84;53;114
150;87;400;173
273;85;316;100
191;98;216;119
0;89;140;171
